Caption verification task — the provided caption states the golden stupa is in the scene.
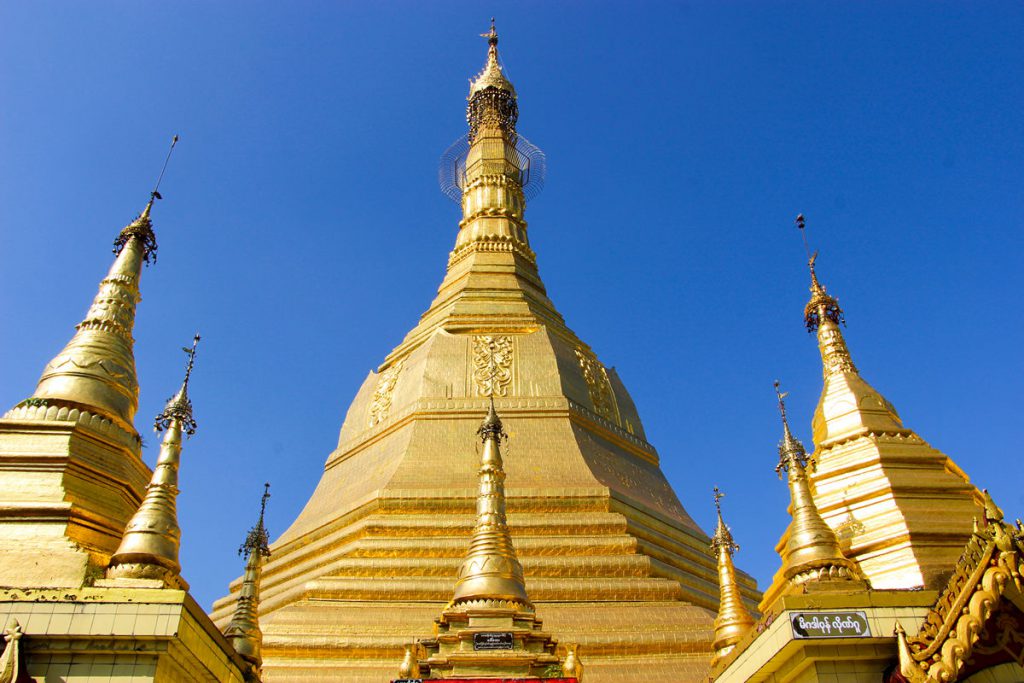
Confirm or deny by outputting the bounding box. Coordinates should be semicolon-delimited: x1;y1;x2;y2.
2;21;1021;683
211;23;758;682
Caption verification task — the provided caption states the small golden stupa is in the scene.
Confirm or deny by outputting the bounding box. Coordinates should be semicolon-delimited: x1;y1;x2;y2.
406;400;569;680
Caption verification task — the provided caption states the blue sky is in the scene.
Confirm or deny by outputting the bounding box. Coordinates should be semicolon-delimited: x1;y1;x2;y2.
1;2;1022;610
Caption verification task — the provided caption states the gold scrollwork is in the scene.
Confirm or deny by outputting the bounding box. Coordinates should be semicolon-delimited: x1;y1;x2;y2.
472;336;513;397
575;348;618;424
368;359;404;427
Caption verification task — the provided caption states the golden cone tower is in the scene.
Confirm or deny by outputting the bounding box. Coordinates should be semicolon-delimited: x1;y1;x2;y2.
0;191;168;586
224;484;273;678
450;399;531;609
709;488;754;665
212;24;757;682
10;199;158;438
414;401;564;679
106;334;200;588
759;381;864;611
795;216;980;590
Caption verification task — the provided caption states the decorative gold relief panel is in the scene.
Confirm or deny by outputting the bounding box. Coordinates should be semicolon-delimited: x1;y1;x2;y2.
472;335;513;397
368;359;404;427
575;347;619;425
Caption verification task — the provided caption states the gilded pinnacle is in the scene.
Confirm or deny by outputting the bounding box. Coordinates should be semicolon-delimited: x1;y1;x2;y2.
450;401;531;610
106;334;201;588
156;334;200;435
710;487;738;556
774;380;811;476
16;193;164;436
113;197;159;265
241;483;272;560
469;18;515;98
225;484;272;673
710;488;754;664
771;381;862;588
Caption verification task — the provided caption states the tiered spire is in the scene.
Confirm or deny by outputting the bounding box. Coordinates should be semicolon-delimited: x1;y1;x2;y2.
795;215;903;445
106;334;199;588
10;137;178;438
450;398;531;609
446;19;537;274
793;215;977;590
224;483;272;677
710;488;754;665
413;400;563;679
764;381;862;604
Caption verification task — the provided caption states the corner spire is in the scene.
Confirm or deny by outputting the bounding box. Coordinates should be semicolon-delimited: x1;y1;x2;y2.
225;483;272;676
450;398;531;609
710;487;755;665
770;381;862;591
8;136;180;438
105;334;199;589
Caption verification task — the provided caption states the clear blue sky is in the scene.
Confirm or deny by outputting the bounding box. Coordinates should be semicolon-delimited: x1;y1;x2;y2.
1;2;1022;611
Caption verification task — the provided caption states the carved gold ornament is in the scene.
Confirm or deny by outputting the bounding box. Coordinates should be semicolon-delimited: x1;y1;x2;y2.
368;359;404;427
575;348;617;423
473;335;513;397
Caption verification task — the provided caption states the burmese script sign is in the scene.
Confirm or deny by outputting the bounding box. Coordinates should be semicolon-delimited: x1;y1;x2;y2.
790;611;871;639
473;632;515;650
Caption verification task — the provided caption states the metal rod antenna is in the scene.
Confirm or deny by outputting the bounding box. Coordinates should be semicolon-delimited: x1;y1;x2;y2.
151;135;180;200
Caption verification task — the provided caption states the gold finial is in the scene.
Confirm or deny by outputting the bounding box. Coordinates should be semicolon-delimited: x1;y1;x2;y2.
225;484;273;673
106;334;201;588
0;617;25;683
398;644;421;679
795;215;846;333
773;380;810;476
156;333;200;436
771;381;863;587
10;140;182;436
113;135;178;265
449;400;531;610
709;487;754;665
482;17;498;46
467;18;517;141
710;487;738;555
563;644;583;681
241;482;272;560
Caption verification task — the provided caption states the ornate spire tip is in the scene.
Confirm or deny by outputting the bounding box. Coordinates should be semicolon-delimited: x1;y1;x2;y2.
240;482;272;559
155;334;200;435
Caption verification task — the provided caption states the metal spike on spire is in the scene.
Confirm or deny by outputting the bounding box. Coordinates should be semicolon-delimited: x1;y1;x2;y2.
150;134;180;202
710;486;738;555
774;380;811;477
156;334;200;435
796;215;846;332
240;483;272;560
113;135;178;264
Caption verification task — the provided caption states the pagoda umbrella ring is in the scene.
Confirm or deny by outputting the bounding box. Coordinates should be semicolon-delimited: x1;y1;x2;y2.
439;133;547;204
